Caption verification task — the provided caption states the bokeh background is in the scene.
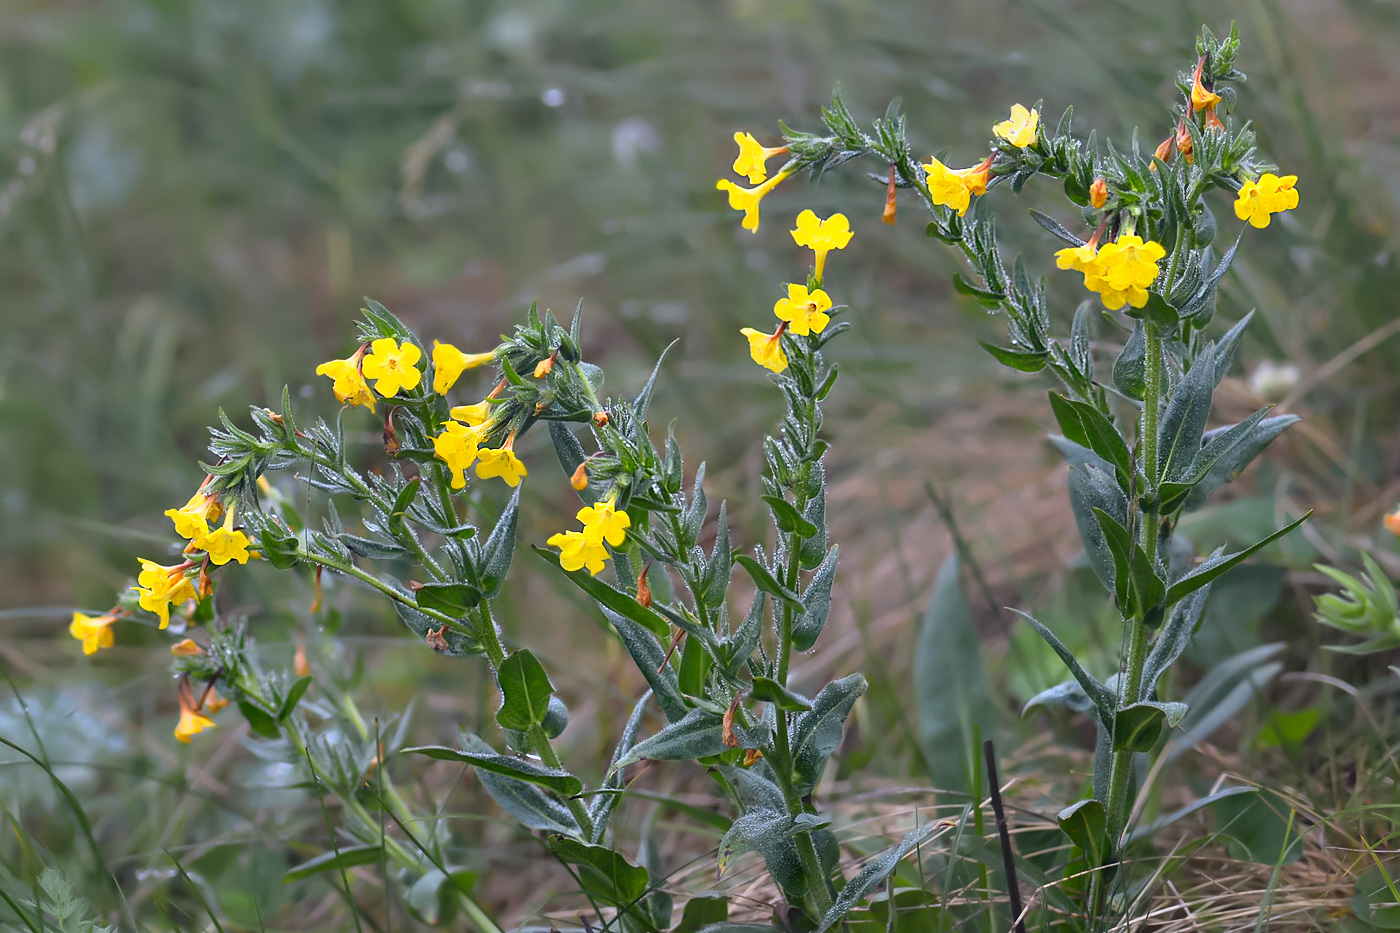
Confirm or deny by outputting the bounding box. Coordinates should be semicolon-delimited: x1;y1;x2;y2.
3;0;1399;928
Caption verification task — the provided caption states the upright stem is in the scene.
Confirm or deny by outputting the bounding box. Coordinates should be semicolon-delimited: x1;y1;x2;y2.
1103;321;1163;853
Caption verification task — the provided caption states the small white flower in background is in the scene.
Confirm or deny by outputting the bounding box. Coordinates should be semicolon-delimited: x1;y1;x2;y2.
1248;359;1300;401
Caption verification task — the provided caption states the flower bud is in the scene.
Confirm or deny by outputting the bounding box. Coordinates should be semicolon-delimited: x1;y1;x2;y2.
533;354;555;378
743;748;764;767
1090;177;1108;209
294;636;311;678
570;461;589;491
593;411;610;427
171;638;204;657
1385;508;1400;539
636;568;653;608
882;164;898;225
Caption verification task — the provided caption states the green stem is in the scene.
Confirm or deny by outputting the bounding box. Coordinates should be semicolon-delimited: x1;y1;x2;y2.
1103;321;1163;854
771;712;833;919
295;546;469;635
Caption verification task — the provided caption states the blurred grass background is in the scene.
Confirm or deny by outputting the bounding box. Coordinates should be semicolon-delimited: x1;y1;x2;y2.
2;0;1399;928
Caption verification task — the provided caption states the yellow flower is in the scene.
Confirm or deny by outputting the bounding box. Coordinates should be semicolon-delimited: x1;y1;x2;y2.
772;283;832;337
717;169;794;234
790;210;853;283
1086;235;1166;310
475;442;528;487
137;559;198;630
171;638;204;657
432;420;487;489
315;353;376;412
548;530;609;575
1233;173;1299;229
993;104;1038;148
69;612;116;656
450;400;493;427
577;494;631;548
361;338;423;398
164;488;222;546
202;509;251;566
1055;241;1100;274
432;341;495;395
741;326;788;373
732;132;789;185
174;690;216;744
923;155;993;217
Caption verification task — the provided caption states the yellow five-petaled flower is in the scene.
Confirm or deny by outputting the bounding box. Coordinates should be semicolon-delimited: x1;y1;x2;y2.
315;350;376;412
361;338;423;398
577;494;631;548
475;439;528;487
741;326;788;374
69;612;117;656
432;420;488;489
731;132;790;185
201;509;251;566
432;341;495;395
165;488;222;546
1087;235;1167;311
1233;173;1298;229
136;559;198;629
993;104;1038;148
174;684;217;744
717;169;794;234
923;155;993;217
547;530;609;576
790;210;853;284
772;283;832;337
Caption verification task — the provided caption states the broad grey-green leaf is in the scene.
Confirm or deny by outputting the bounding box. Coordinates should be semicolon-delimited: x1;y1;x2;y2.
718;809;790;875
673;897;729;933
612;708;766;772
1057;799;1106;867
915;556;993;797
815;822;944;933
1023;679;1096;718
1183;415;1299;512
495;649;554;732
1113;321;1147;400
589;690;653;842
1068;462;1128;599
1141;586;1210;700
791;673;868;793
792;546;838;652
545;835;650;909
714;763;786;812
1112;700;1187;752
479;487;520;597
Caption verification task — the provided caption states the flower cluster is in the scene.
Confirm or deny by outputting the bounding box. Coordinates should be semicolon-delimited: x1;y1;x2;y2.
1055;233;1169;311
734;205;852;374
548;494;631;576
716;130;795;233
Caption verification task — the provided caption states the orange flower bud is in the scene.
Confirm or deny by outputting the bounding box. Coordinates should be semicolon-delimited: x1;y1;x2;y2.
294;636;311;678
1175;120;1194;164
171;638;205;657
593;411;610;427
1090;177;1108;209
570;461;589;491
1385;508;1400;538
743;748;764;767
636;568;653;609
533;355;555;378
882;164;898;225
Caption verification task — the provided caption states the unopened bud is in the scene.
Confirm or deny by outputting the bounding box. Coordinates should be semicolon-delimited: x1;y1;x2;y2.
593;411;609;427
1150;136;1172;172
262;408;284;424
382;409;400;455
1089;177;1108;209
882;164;898;225
636;569;652;608
570;461;589;491
533;352;556;378
294;637;311;678
171;638;205;658
1386;509;1400;539
1175;120;1194;164
743;748;764;767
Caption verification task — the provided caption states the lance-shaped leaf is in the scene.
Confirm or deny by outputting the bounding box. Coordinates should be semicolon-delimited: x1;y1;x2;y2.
1157;405;1275;513
720;592;766;677
762;495;818;538
1157;342;1217;483
734;554;803;608
791;546;838;652
815;821;944;933
1124;786;1257;847
915;555;993;797
1113;321;1147;400
545;836;650;911
1013;610;1115;730
284;844;385;883
790;673;868;793
600;608;688;723
403;734;582;797
588;691;652;842
1029;208;1085;247
633;338;679;424
611;708;767;772
496;649;554;731
1141;586;1210;701
1057;799;1107;868
1183;414;1299;512
1165;512;1311;604
699;501;733;609
1112;700;1187;752
535;546;671;639
750;677;812;712
1068;462;1128;599
717;809;791;876
414;582;481;614
1049;393;1133;488
1023;679;1097;719
980;343;1049;373
479;487;520;597
1092;507;1166;620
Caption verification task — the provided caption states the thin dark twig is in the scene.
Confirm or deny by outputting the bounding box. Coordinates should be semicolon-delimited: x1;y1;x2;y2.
983;739;1026;933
